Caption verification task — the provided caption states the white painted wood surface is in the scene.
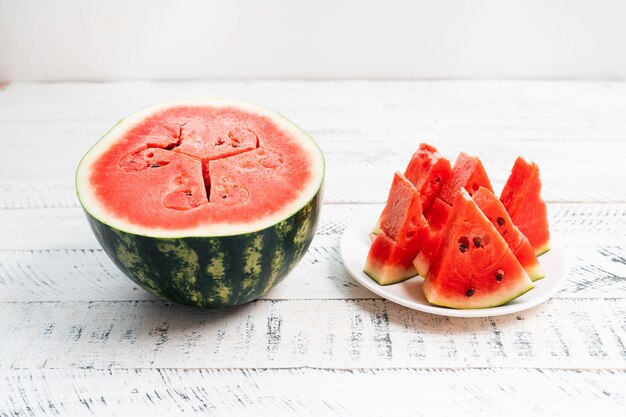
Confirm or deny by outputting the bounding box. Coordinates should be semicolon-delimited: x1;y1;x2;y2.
1;81;625;416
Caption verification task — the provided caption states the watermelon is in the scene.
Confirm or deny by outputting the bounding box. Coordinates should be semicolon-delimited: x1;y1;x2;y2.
472;187;544;281
364;232;418;285
76;99;325;308
413;197;452;277
373;143;451;234
501;157;551;255
364;172;429;284
439;152;493;205
403;143;452;212
423;190;534;309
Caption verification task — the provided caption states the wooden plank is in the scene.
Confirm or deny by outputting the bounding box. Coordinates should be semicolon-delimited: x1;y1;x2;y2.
1;204;626;251
1;243;624;302
2;81;626;142
2;368;625;417
1;298;625;370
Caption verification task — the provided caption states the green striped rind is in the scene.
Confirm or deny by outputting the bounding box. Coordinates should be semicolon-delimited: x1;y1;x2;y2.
86;190;322;308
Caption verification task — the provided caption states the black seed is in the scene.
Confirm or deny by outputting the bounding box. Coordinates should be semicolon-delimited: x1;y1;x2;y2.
150;163;161;168
497;217;505;226
458;236;469;253
185;191;192;196
435;177;440;183
496;270;504;281
466;288;475;297
473;237;482;248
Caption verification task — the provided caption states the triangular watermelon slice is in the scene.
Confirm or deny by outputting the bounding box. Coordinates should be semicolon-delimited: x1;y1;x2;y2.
500;157;551;255
423;190;534;309
413;197;451;277
403;143;452;212
472;187;545;281
373;143;451;234
364;172;429;284
364;232;419;285
439;152;493;205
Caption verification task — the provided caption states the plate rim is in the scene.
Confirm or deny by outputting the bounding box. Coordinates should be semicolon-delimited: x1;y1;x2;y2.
340;205;568;318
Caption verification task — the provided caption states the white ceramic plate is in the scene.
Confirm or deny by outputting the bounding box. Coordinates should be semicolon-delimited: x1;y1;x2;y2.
340;206;568;317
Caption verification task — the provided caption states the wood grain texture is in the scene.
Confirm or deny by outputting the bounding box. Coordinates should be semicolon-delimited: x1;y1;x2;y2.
1;298;625;370
2;368;625;417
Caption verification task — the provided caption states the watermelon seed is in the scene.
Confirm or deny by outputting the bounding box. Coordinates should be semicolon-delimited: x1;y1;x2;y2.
458;236;469;253
496;270;504;281
473;237;482;248
466;288;475;297
185;191;192;197
150;163;161;168
497;217;505;226
435;177;440;183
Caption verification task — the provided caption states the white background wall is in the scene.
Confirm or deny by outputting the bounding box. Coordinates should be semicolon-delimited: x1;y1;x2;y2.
1;0;625;81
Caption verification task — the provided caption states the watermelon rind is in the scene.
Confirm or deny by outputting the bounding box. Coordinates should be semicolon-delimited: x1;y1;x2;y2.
535;241;552;257
363;263;417;286
76;99;325;308
424;282;535;310
84;193;321;308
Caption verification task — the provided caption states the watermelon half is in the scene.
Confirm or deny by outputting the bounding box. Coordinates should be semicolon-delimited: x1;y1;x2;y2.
423;190;534;309
76;99;325;308
500;157;551;255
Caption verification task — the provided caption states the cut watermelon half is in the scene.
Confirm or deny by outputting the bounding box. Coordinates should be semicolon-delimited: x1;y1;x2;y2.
423;190;534;309
373;143;451;234
413;197;452;277
439;152;493;205
472;187;544;281
76;99;325;308
364;232;418;285
500;157;551;255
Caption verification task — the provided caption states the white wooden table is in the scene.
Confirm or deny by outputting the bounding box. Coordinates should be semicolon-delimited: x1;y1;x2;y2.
1;81;625;416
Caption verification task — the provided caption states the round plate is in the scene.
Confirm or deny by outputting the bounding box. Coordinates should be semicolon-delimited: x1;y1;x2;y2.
340;206;568;317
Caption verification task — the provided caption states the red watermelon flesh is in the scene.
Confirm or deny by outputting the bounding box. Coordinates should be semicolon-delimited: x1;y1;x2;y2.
364;232;417;285
439;152;493;205
403;143;452;212
85;101;323;235
423;190;534;309
472;187;544;281
501;157;551;255
413;197;452;277
378;172;429;256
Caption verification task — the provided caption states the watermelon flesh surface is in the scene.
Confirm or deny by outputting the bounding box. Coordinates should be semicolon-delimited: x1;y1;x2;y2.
500;157;551;255
423;190;534;309
81;102;323;236
439;152;493;205
364;232;418;285
472;187;544;281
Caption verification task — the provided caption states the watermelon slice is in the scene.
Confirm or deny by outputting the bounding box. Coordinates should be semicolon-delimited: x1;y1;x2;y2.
364;172;429;284
423;190;534;309
76;99;325;308
379;172;430;255
472;187;544;281
413;197;452;277
403;143;452;212
500;157;551;255
439;152;493;205
364;232;418;285
373;143;451;234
